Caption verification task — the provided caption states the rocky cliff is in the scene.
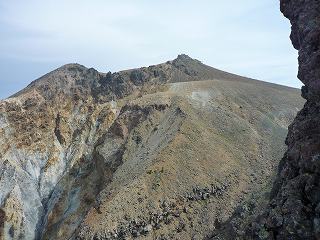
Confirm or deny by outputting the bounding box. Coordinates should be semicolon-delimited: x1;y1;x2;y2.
246;1;320;239
0;55;303;240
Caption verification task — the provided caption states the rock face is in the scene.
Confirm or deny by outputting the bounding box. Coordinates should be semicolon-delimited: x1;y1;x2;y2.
0;55;303;239
245;1;320;239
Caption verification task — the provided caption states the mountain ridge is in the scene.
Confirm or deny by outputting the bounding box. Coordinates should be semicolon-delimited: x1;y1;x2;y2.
9;54;298;101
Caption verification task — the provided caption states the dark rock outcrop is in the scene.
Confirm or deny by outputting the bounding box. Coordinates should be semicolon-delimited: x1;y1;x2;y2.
247;1;320;239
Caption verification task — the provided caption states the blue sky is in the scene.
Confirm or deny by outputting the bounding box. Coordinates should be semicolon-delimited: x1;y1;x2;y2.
0;0;301;99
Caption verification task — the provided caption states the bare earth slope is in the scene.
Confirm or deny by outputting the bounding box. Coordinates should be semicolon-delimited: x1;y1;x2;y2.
0;55;303;240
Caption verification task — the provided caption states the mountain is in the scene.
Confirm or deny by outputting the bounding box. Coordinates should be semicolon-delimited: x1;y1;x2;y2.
0;55;304;240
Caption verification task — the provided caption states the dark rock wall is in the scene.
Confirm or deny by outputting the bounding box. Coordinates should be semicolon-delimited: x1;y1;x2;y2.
249;1;320;239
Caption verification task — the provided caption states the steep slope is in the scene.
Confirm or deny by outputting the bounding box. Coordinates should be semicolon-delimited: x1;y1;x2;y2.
0;55;303;240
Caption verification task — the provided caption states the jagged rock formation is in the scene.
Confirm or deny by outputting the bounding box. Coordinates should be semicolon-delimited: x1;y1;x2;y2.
0;55;303;239
244;1;320;239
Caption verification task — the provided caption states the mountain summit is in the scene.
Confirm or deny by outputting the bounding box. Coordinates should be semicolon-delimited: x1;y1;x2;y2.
12;55;253;102
0;56;303;239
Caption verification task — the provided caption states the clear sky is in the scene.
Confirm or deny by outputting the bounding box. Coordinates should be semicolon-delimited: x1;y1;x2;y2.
0;0;301;99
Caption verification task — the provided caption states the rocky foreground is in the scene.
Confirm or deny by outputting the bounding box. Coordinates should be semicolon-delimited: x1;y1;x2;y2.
0;55;303;239
244;1;320;239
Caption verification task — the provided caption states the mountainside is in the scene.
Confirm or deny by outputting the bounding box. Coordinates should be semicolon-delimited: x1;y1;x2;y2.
0;55;304;240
